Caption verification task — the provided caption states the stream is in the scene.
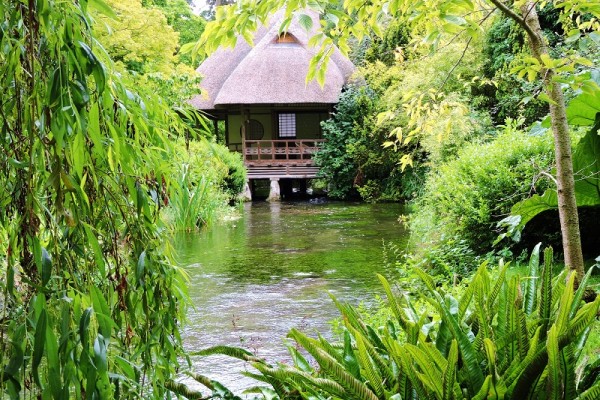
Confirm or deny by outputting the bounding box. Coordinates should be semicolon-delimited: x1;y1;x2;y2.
174;201;409;393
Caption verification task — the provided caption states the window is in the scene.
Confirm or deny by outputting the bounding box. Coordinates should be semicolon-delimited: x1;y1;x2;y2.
275;33;298;44
278;113;296;138
240;119;264;140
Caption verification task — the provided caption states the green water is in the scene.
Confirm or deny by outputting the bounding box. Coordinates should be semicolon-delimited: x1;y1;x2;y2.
175;201;409;392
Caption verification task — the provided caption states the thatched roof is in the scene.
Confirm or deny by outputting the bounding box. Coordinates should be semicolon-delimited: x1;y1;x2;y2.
190;10;355;110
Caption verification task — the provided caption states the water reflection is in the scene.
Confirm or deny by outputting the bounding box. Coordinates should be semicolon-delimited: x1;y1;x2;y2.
175;201;408;393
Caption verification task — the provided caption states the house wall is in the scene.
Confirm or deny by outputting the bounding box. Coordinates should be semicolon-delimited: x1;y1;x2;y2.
226;110;329;145
227;113;274;145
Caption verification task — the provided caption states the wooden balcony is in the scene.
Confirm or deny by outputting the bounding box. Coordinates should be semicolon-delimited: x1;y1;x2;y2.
243;139;324;166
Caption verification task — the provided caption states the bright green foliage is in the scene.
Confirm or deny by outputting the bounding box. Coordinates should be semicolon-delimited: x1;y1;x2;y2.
510;103;600;241
188;247;600;399
479;6;564;125
93;0;202;107
165;138;246;231
316;23;488;201
0;0;193;397
364;19;410;66
410;124;555;267
94;0;179;73
150;0;208;67
315;84;404;200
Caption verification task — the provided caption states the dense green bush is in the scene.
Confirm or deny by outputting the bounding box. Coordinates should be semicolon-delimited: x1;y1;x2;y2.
317;23;493;203
410;126;555;265
364;19;410;66
478;8;563;125
315;85;377;199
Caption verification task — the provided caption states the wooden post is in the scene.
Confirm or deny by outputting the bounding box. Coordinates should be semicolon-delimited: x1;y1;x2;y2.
213;118;219;142
241;106;247;162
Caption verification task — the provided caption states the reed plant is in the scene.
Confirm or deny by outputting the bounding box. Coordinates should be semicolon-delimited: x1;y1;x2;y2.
167;164;224;231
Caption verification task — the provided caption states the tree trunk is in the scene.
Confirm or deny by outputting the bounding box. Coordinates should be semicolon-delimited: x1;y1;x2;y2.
519;2;585;280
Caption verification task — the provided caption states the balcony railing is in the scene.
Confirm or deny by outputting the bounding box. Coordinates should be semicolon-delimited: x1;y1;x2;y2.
243;139;324;164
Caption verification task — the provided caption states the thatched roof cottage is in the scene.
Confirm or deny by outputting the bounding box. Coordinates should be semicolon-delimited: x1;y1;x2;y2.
190;10;354;200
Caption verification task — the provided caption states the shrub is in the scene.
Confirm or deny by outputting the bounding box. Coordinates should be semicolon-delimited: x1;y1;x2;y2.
315;84;378;199
165;138;245;230
410;125;555;262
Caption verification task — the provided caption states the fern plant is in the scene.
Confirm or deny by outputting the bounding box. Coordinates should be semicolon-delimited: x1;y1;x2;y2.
179;246;599;399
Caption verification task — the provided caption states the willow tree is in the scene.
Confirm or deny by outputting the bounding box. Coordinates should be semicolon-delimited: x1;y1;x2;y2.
0;0;190;398
198;0;597;280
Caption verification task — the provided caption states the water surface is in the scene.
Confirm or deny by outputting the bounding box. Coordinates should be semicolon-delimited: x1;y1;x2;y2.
175;201;408;392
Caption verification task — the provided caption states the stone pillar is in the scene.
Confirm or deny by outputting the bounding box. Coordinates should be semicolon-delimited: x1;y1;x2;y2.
267;178;281;202
239;180;252;202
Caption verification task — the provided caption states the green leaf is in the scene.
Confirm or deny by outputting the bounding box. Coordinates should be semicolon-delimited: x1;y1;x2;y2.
32;309;47;387
547;325;561;400
84;223;106;276
92;62;106;94
523;242;541;315
45;321;61;399
79;307;93;348
72;131;85;178
41;247;52;287
567;84;600;126
442;340;458;400
432;290;485;395
137;250;146;284
91;286;113;339
343;330;361;379
89;0;116;19
299;13;313;31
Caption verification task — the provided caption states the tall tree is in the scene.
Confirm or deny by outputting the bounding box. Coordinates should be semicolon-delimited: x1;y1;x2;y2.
198;0;596;280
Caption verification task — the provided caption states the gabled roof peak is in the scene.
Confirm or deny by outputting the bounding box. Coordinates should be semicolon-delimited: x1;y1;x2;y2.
190;9;355;110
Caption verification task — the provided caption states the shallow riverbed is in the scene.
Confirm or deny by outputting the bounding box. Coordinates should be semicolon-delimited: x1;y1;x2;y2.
174;201;409;393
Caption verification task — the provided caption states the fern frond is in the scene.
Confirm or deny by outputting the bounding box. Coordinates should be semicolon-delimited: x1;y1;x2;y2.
578;382;600;400
254;363;347;398
356;333;385;398
420;341;449;373
523;243;542;316
405;343;444;398
317;332;345;365
570;265;596;320
569;298;600;353
548;325;562;400
184;372;214;391
432;290;485;396
562;345;577;400
539;247;554;339
414;267;437;293
555;272;577;334
289;329;378;400
487;259;510;316
191;345;264;364
343;329;361;379
378;274;413;334
400;347;431;399
442;340;459;400
361;327;397;388
165;380;208;399
515;309;530;361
